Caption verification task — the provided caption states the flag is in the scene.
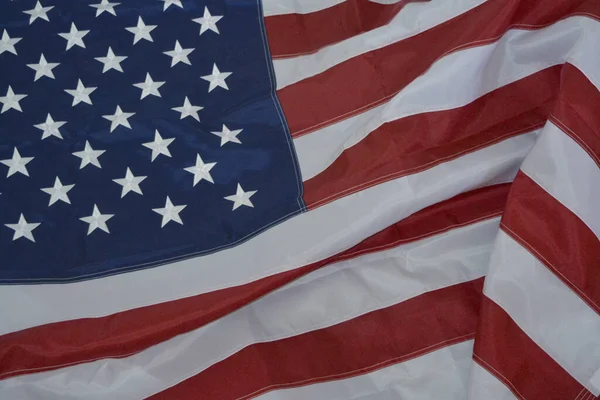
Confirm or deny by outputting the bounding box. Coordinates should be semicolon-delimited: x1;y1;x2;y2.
1;0;599;399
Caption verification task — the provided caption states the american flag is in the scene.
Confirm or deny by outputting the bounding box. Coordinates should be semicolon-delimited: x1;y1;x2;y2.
1;0;599;399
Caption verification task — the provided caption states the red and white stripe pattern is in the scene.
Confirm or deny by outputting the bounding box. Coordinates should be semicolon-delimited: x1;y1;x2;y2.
472;61;600;399
2;0;600;398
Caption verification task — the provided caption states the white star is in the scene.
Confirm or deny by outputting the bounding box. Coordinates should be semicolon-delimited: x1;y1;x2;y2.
184;154;216;186
201;63;231;92
161;0;183;11
5;214;40;242
172;97;202;121
224;184;257;210
0;30;21;56
34;113;66;140
73;141;105;169
65;79;97;106
23;1;54;25
41;177;74;206
163;40;193;67
126;17;157;44
192;7;222;35
142;130;174;161
211;124;243;146
80;204;114;235
95;47;127;73
113;168;146;198
1;148;33;177
26;54;59;82
153;196;186;227
58;23;90;50
90;0;120;17
0;86;27;113
133;73;165;99
103;106;135;132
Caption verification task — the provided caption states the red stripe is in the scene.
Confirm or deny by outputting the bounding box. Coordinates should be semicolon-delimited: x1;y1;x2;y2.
474;296;592;400
0;184;508;380
303;66;560;208
550;63;600;167
278;0;599;137
265;0;426;59
149;278;484;400
473;63;600;400
502;172;600;315
499;64;600;316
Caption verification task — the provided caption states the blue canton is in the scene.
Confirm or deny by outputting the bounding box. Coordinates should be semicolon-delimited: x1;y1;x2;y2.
0;0;304;283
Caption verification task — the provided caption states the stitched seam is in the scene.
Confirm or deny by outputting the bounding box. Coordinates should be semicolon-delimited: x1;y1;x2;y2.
550;115;600;167
236;333;475;400
2;218;497;379
0;215;500;379
272;0;487;71
335;213;502;263
309;124;540;208
270;0;419;59
1;278;481;379
2;209;300;284
501;224;600;316
473;354;528;400
291;12;600;138
0;349;142;379
581;389;592;400
517;167;600;277
0;217;501;380
257;0;306;211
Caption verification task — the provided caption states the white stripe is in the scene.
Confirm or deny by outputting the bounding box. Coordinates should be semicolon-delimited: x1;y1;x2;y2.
0;131;536;336
0;218;497;399
295;15;600;180
256;340;475;400
590;368;600;395
484;231;600;397
262;0;346;17
273;0;484;89
467;362;519;400
520;121;600;240
567;22;600;92
368;0;420;4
